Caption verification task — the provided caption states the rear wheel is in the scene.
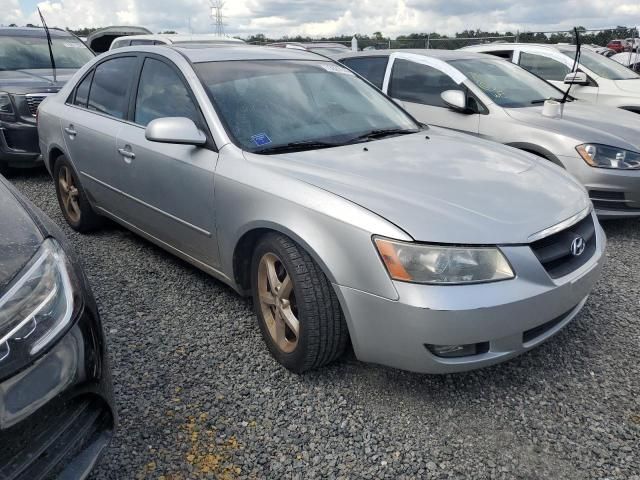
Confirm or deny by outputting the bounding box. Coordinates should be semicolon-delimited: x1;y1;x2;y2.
251;233;349;373
54;155;102;232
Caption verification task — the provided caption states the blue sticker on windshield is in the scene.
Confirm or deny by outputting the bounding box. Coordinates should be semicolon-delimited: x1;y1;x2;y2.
251;133;272;146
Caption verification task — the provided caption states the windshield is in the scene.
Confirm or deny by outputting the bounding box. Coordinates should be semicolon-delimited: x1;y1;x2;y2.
195;60;419;153
450;58;566;108
309;47;351;55
559;47;639;80
0;34;93;70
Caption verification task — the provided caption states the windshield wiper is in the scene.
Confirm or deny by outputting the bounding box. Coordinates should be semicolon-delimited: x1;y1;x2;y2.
531;97;573;104
253;140;338;155
346;128;419;144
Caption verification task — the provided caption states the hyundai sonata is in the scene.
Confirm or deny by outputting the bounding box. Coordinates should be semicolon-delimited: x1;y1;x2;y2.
37;45;605;373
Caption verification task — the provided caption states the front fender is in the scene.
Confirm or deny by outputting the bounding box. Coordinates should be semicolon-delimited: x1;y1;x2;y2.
214;148;409;301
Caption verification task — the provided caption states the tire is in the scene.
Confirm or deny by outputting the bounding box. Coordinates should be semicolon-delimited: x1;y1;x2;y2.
250;233;349;373
53;155;102;232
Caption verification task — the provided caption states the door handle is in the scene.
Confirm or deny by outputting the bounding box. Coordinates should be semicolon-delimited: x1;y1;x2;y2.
117;147;136;162
64;125;77;137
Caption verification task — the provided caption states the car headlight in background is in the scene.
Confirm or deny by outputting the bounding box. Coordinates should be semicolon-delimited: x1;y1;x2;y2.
576;144;640;169
374;237;514;284
0;239;78;377
0;92;14;116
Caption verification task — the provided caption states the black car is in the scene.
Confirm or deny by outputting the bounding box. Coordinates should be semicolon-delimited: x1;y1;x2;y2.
0;27;94;173
0;175;114;479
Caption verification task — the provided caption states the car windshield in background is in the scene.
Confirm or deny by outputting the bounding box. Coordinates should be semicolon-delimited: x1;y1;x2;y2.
450;58;567;108
309;47;351;55
194;60;418;153
559;47;640;80
0;35;93;70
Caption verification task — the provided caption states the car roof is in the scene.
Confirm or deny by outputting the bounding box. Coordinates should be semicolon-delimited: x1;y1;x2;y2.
117;33;244;44
170;44;328;62
330;48;491;61
0;27;73;38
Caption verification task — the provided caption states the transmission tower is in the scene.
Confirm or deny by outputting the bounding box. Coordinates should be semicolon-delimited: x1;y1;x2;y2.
210;1;225;36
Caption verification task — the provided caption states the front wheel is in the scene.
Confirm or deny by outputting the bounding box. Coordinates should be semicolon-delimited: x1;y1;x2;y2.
251;233;349;373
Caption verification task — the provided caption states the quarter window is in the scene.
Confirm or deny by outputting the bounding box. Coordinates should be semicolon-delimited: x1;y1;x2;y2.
134;58;200;127
73;70;94;107
340;57;388;89
389;59;459;107
518;52;570;81
87;56;136;119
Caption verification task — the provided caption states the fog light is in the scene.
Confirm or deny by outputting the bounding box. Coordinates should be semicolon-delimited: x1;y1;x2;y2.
425;342;489;358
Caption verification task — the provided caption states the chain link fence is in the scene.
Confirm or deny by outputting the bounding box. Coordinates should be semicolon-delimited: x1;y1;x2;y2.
248;26;639;52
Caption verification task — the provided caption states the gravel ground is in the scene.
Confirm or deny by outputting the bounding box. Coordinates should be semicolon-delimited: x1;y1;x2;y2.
9;168;640;480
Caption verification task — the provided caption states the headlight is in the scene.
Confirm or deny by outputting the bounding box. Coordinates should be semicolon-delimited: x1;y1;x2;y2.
576;144;640;169
0;92;14;115
0;239;78;377
374;237;514;284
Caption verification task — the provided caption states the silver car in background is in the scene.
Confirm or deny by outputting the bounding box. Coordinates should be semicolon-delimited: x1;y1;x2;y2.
462;43;640;112
336;49;640;217
37;45;605;374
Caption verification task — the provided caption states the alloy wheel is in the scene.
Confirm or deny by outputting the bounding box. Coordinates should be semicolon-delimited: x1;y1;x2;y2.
58;165;81;223
257;252;299;353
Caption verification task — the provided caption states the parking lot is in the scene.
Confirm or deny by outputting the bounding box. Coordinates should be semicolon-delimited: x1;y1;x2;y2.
11;168;640;479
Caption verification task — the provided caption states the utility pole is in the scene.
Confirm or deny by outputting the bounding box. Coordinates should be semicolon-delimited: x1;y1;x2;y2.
210;0;225;36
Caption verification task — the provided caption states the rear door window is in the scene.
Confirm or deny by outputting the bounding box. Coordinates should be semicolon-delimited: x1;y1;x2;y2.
518;52;570;81
73;70;94;107
389;58;459;107
340;57;389;89
87;56;137;119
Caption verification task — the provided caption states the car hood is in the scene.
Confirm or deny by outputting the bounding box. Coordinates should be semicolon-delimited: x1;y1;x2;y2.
0;69;77;94
614;79;640;93
505;102;640;152
0;180;44;292
246;128;589;244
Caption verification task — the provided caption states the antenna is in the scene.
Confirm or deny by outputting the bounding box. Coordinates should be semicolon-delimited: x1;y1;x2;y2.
210;1;225;36
560;27;580;104
37;8;56;83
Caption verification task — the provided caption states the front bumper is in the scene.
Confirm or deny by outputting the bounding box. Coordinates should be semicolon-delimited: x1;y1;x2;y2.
0;304;115;479
559;153;640;218
336;218;606;374
0;121;42;167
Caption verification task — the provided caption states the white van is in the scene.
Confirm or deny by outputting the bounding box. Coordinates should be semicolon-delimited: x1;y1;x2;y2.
110;34;244;50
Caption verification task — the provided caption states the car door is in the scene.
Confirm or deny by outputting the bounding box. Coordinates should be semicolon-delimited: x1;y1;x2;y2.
61;55;138;212
385;57;480;134
517;49;600;103
114;55;219;267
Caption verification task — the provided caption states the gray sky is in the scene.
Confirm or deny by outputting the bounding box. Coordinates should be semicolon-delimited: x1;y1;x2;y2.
5;0;640;37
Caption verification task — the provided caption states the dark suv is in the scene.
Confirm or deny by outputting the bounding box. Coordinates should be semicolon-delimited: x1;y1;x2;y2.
0;27;93;173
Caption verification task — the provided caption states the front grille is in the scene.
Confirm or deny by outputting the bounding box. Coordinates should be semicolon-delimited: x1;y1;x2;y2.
0;397;113;480
24;95;47;116
530;214;596;279
589;190;632;211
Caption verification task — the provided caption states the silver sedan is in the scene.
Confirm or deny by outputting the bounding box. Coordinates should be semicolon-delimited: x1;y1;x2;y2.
37;45;605;373
335;49;640;218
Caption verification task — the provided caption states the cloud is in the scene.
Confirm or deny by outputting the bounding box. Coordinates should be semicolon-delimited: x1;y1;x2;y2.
4;0;640;38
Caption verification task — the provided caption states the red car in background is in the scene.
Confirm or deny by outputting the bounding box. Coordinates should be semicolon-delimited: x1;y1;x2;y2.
607;39;630;53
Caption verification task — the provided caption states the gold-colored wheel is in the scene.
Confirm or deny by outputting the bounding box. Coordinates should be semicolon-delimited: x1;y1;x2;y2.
257;252;299;353
58;165;81;223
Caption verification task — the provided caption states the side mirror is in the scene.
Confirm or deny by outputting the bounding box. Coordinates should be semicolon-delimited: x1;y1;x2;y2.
563;71;589;86
440;90;469;113
145;117;207;146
